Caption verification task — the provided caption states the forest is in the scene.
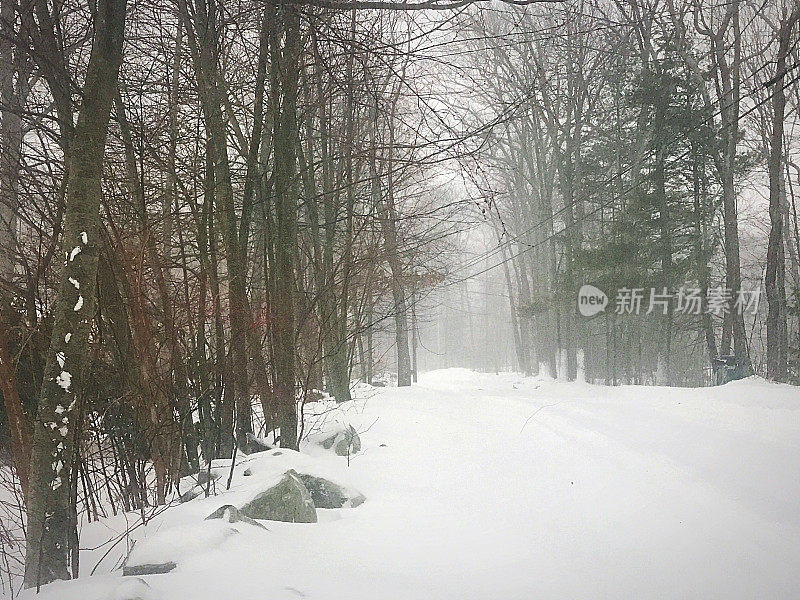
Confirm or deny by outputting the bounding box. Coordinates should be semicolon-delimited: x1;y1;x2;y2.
0;0;799;596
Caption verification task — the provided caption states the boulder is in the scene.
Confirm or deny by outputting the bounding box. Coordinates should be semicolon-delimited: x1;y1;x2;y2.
179;487;202;503
239;469;317;523
296;473;365;509
245;432;275;454
318;425;361;457
205;504;268;530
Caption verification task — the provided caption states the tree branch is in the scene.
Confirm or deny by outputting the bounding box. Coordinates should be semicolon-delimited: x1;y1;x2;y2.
285;0;565;11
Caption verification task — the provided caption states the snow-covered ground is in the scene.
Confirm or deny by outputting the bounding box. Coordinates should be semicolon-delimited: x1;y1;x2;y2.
12;369;800;599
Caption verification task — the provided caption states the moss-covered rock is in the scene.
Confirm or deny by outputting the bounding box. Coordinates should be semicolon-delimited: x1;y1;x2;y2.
239;470;317;523
297;473;365;509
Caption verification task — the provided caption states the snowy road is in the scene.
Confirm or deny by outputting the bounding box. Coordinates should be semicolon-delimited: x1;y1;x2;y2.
20;369;800;600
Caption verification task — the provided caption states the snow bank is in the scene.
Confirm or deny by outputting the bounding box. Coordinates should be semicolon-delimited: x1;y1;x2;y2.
14;370;800;600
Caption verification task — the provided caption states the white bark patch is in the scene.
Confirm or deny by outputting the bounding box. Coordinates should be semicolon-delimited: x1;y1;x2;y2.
64;333;71;343
51;476;62;490
74;295;84;311
56;370;72;391
69;246;81;261
68;277;80;289
56;352;65;368
80;231;88;244
58;425;68;437
55;404;65;414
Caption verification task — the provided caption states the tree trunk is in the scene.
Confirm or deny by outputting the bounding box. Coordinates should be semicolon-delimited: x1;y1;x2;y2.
0;309;30;497
272;3;300;448
654;123;673;385
765;7;798;382
714;3;751;374
0;0;27;281
180;0;253;450
114;90;191;485
692;144;718;376
499;235;528;375
381;83;411;387
24;0;125;587
0;0;33;500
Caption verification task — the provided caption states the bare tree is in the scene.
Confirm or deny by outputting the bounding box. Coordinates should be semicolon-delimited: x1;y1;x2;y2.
766;4;799;381
24;0;126;587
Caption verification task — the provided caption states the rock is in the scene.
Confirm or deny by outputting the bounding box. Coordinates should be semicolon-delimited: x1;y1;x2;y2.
318;425;361;457
296;474;365;509
245;432;274;454
122;562;177;577
239;469;317;523
205;504;268;530
334;425;361;456
179;487;202;503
